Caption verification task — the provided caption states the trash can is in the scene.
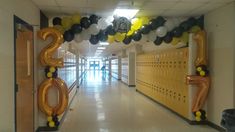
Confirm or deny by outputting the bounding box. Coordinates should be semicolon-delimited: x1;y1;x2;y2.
221;109;235;132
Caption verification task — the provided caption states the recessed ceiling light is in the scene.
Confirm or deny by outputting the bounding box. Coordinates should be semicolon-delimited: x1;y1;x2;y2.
97;47;106;50
96;50;103;53
113;9;139;19
100;42;109;45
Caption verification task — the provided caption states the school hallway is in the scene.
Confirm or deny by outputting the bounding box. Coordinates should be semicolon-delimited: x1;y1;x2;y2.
58;70;216;132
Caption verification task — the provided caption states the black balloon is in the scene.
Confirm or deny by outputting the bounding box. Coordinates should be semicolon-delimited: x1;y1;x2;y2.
63;30;74;42
197;15;204;29
133;32;142;41
156;16;166;26
187;17;197;27
71;24;82;34
80;17;91;29
172;27;183;37
98;30;108;42
141;25;151;34
89;14;99;24
154;37;163;46
123;36;132;45
52;17;62;26
150;19;158;30
164;32;173;44
180;21;191;32
89;35;99;45
106;25;116;35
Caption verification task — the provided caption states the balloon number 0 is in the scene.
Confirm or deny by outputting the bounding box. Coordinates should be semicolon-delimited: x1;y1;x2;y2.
38;28;68;117
38;28;64;68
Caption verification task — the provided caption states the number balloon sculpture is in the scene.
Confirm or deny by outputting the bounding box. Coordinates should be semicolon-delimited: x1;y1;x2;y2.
186;30;210;122
38;27;69;128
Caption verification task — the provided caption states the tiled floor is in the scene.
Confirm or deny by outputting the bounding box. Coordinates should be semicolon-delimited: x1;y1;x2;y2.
59;70;218;132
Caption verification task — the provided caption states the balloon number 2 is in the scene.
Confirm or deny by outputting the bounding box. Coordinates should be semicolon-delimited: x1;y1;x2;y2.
37;28;69;127
38;28;64;68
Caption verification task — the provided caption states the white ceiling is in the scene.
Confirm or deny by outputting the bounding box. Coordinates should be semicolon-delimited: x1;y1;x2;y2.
32;0;234;57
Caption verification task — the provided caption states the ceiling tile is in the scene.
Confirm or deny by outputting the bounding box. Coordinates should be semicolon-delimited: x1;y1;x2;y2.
32;0;57;6
171;2;204;10
143;1;177;9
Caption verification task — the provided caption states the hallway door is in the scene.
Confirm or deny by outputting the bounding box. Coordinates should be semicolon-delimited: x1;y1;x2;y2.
15;23;34;132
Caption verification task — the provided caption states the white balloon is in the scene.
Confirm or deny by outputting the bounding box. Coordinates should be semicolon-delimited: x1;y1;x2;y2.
98;18;108;30
74;34;83;43
89;24;100;35
81;29;91;40
156;26;167;37
147;31;156;42
172;18;181;26
164;18;175;31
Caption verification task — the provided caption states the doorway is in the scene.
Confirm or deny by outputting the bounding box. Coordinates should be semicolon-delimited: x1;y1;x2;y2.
14;16;34;132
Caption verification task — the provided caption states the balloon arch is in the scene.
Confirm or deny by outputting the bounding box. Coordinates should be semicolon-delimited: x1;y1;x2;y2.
52;14;204;46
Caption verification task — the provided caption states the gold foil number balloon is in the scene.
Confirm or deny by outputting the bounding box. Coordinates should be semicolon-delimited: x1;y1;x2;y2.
193;30;207;67
38;27;64;68
38;78;69;116
186;75;210;112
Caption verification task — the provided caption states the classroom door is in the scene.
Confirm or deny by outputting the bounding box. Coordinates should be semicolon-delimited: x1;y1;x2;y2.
15;24;34;132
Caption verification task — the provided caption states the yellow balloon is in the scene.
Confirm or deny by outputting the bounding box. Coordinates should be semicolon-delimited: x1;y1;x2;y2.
72;13;81;24
140;17;150;25
190;26;201;33
49;121;55;127
196;111;202;117
197;67;202;72
200;71;206;76
127;29;135;36
131;18;142;30
49;67;56;73
47;116;53;122
171;37;180;45
61;17;72;30
107;35;115;44
47;72;53;78
180;32;189;44
195;116;201;122
114;33;125;42
53;25;65;34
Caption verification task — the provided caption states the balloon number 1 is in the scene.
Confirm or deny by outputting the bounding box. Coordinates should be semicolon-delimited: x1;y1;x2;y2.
37;28;69;127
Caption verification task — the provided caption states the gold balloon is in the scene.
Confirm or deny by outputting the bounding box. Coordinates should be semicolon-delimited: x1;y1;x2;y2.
38;78;69;116
180;32;189;44
49;67;56;73
193;30;207;67
114;33;125;42
38;27;64;68
107;35;115;44
47;116;53;122
61;17;72;30
171;37;180;45
72;13;81;24
186;75;210;112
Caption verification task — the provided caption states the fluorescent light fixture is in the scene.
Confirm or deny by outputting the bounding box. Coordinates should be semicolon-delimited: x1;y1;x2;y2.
97;47;106;50
96;50;103;53
113;9;139;19
100;42;109;45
